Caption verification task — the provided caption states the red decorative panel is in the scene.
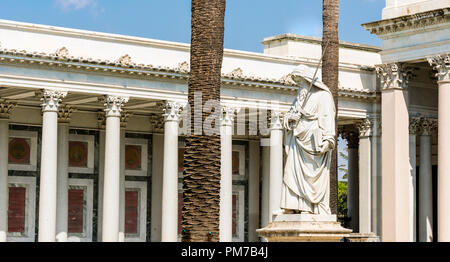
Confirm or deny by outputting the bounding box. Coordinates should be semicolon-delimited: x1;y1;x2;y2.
8;187;26;233
232;194;237;236
178;193;183;235
178;148;185;173
125;191;139;234
68;141;88;167
125;145;142;170
232;151;240;175
68;189;84;233
8;138;31;164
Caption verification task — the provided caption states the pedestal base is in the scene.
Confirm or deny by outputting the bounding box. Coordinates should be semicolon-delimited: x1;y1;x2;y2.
343;233;380;242
257;214;352;242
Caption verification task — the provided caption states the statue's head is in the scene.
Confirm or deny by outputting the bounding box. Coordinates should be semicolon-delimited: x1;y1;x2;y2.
291;64;332;94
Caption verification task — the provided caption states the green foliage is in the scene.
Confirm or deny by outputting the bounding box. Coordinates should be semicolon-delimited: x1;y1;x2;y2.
338;181;348;218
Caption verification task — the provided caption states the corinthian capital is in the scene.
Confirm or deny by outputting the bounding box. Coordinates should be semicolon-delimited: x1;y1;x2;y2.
221;106;236;126
120;110;133;128
270;111;283;130
375;63;413;90
104;95;129;117
420;118;437;136
162;101;183;122
357;118;373;137
41;89;68;112
428;54;450;82
58;104;76;123
0;99;17;119
409;116;421;135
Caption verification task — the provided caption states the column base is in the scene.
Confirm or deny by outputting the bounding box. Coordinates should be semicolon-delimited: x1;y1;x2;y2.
343;233;380;242
256;214;352;242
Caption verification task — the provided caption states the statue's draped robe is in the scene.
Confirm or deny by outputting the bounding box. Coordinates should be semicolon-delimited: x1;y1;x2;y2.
281;86;336;214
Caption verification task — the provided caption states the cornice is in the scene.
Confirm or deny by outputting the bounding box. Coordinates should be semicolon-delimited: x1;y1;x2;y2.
362;7;450;36
262;33;382;52
0;47;379;101
0;47;300;90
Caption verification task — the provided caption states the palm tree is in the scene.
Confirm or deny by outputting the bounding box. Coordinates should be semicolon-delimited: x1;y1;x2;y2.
322;0;340;215
182;0;226;242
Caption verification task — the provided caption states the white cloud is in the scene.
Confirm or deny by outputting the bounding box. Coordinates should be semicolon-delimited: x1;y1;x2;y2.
55;0;96;11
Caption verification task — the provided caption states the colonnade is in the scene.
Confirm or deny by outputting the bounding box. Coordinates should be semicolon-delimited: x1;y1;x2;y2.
0;91;257;242
374;54;449;242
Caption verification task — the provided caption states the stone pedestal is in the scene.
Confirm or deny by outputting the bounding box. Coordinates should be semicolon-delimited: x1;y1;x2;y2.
344;233;380;242
256;214;352;242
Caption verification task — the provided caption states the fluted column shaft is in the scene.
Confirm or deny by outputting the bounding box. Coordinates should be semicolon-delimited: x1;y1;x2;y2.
409;117;420;242
428;55;450;241
0;119;8;242
161;101;182;242
358;119;372;234
376;63;412;241
102;95;128;242
0;101;15;242
55;105;74;242
418;118;435;242
219;107;235;242
260;140;270;241
343;130;359;232
269;111;283;222
38;90;67;242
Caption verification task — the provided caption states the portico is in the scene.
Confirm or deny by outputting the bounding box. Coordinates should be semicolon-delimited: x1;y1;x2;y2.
1;0;448;242
363;2;450;242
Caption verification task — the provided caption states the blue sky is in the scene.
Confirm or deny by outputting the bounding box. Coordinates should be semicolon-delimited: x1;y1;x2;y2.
0;0;385;53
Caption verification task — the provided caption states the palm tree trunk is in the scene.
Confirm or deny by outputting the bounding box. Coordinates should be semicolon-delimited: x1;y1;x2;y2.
322;0;339;215
182;0;226;242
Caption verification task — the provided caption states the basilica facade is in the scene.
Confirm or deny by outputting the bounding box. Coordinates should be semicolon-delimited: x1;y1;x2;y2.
0;0;448;242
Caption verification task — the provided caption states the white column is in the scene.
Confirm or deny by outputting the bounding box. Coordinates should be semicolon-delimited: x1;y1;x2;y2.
0;101;15;242
260;139;270;232
38;90;67;242
376;63;411;242
55;105;74;242
370;115;382;236
220;107;234;242
418;118;436;242
343;130;359;232
118;128;125;242
161;101;182;242
102;95;128;242
358;118;372;234
408;116;420;242
248;140;260;242
269;111;283;222
429;55;450;242
97;115;106;241
118;110;131;242
151;133;164;242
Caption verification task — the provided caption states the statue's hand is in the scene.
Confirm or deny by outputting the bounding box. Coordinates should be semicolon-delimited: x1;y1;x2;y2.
284;111;300;130
319;140;332;154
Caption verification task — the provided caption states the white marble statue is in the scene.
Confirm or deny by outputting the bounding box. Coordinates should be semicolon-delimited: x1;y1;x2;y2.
281;64;336;215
